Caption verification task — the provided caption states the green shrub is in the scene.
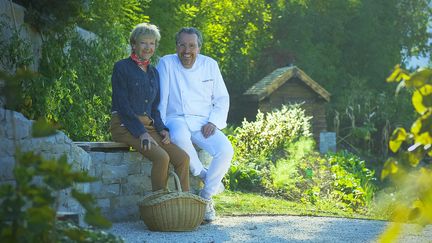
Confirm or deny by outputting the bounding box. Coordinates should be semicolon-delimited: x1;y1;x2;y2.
226;104;377;212
301;151;377;212
231;104;312;160
226;104;313;191
270;137;315;196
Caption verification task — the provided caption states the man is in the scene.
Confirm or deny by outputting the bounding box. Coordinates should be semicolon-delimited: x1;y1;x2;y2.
157;27;233;222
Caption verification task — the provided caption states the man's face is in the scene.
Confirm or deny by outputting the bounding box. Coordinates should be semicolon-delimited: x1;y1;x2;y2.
176;32;200;69
132;34;156;61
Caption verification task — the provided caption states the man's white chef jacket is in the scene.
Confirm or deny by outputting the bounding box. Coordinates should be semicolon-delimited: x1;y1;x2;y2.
157;54;229;132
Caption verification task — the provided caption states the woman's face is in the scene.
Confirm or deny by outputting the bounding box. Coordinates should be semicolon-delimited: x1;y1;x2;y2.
132;34;156;60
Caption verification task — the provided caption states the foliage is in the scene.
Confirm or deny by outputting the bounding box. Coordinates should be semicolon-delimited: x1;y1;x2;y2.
4;0;430;150
0;65;118;243
0;149;113;242
55;221;123;243
271;144;376;212
225;104;312;192
15;0;84;32
231;104;312;161
3;0;151;141
214;190;370;219
378;66;432;242
270;137;315;194
259;0;431;161
0;118;114;241
0;16;34;72
330;76;415;158
152;0;273;94
225;105;376;212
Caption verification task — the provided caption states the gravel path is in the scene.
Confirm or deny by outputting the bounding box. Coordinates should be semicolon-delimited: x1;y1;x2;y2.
109;215;432;243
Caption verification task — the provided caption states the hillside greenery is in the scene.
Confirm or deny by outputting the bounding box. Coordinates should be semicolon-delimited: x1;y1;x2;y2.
0;1;431;240
1;0;430;210
2;1;430;159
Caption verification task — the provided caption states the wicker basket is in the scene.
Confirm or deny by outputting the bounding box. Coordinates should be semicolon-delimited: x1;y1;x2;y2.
138;171;208;232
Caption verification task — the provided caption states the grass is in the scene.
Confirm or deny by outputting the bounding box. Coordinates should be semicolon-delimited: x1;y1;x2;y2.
213;190;383;220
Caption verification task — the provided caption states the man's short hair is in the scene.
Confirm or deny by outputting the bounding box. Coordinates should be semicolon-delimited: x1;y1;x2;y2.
175;27;203;48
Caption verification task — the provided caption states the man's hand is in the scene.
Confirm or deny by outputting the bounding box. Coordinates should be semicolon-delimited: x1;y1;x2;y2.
139;132;157;150
201;122;217;138
160;130;171;145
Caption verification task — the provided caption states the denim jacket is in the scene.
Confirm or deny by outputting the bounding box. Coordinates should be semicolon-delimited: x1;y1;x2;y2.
111;57;166;138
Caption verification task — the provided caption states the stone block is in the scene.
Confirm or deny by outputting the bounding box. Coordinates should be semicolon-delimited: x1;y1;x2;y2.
108;195;142;222
45;143;72;155
18;139;32;152
68;145;92;173
320;132;337;154
140;162;153;177
55;131;67;144
89;152;106;164
123;151;145;162
74;182;90;193
198;149;213;167
90;181;120;198
102;164;128;183
121;174;150;195
57;188;86;220
0;138;15;156
125;159;141;175
27;137;52;154
5;110;32;140
91;159;103;178
0;156;15;180
190;176;203;194
96;198;110;209
105;152;124;166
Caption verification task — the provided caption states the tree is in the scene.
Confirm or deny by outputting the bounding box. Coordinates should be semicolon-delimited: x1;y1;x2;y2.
379;66;432;242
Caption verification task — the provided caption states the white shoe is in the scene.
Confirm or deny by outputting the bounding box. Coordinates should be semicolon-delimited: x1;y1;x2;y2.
204;200;216;222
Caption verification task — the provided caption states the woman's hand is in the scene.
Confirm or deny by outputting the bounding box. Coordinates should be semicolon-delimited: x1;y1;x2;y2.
139;132;157;150
160;130;171;145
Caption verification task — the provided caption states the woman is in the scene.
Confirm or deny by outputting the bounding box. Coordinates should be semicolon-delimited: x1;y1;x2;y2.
110;23;190;191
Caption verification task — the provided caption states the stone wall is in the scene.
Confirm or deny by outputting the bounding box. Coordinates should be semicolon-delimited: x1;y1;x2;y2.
0;108;91;225
88;150;204;222
0;108;206;222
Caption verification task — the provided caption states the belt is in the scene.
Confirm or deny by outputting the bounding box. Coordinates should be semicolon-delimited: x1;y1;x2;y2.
138;114;154;126
112;111;154;126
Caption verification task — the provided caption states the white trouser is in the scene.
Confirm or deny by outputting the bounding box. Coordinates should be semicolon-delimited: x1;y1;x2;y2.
166;117;233;198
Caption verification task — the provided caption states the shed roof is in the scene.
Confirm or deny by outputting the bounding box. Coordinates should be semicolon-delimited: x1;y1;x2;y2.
244;66;331;102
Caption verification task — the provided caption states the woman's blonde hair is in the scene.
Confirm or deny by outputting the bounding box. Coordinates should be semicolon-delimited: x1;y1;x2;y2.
129;23;161;48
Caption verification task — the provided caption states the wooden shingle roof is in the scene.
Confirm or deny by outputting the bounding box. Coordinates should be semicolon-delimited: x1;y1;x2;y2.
244;66;331;102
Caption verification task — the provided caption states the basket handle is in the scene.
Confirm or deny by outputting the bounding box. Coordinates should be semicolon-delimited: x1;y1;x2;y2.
169;170;182;192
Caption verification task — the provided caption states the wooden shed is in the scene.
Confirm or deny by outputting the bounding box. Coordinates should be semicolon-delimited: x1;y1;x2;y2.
242;66;331;142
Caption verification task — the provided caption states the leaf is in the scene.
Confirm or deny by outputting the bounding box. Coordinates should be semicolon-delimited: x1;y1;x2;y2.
27;206;56;228
386;65;410;83
412;85;432;114
84;208;112;228
405;68;432;88
378;223;401;243
381;158;399;180
411;110;432;146
389;128;407;153
407;150;422;167
0;69;38;110
32;118;57;137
